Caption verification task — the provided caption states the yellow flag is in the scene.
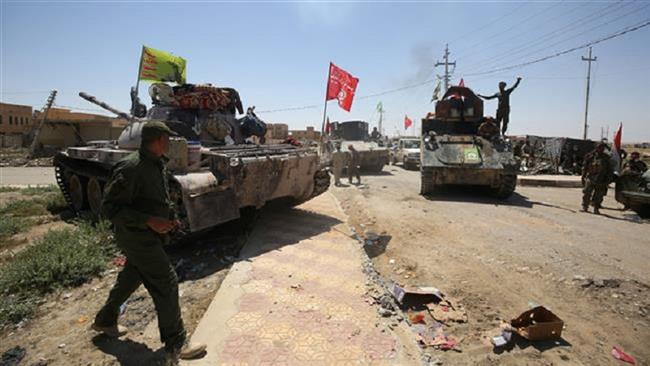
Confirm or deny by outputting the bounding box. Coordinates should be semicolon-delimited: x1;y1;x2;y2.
139;46;187;84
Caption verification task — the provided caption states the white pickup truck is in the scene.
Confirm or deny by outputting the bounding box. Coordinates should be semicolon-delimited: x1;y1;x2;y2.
392;138;421;170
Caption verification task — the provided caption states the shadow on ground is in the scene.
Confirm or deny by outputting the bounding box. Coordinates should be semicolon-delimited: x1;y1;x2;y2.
494;334;572;355
92;335;166;366
238;204;344;260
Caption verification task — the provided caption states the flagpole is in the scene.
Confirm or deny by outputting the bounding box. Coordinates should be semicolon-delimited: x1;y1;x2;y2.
130;45;145;119
321;63;332;135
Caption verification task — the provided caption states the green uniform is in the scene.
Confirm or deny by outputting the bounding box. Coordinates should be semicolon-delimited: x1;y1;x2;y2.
582;151;613;210
94;147;185;352
348;149;361;184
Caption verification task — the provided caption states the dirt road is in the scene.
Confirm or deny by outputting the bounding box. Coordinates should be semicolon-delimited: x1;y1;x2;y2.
0;167;56;186
331;166;650;365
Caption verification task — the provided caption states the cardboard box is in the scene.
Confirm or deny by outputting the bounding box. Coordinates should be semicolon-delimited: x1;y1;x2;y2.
511;306;564;341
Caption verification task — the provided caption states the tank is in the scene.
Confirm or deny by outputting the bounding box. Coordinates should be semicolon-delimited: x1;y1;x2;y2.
330;120;389;172
615;170;650;218
53;83;330;235
420;86;519;198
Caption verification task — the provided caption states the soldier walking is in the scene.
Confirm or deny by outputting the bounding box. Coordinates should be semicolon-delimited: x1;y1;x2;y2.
581;142;613;214
331;143;348;186
92;121;206;363
478;77;522;135
348;144;361;185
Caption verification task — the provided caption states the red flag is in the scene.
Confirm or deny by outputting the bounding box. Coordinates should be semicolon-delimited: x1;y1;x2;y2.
326;63;359;112
404;115;413;130
613;123;622;152
459;78;465;87
325;117;331;134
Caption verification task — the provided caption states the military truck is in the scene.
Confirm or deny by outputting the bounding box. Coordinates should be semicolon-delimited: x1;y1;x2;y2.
615;170;650;218
330;120;389;172
53;83;330;235
420;86;519;198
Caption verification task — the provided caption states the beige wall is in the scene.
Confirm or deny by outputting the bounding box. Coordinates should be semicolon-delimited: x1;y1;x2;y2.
0;102;33;134
38;121;125;148
290;126;321;141
266;123;289;140
1;134;24;148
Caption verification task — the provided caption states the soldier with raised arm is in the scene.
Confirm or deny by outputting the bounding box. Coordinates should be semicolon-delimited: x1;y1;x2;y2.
478;77;522;135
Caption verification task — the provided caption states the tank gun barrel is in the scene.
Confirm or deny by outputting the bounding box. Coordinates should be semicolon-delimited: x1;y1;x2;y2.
79;92;134;121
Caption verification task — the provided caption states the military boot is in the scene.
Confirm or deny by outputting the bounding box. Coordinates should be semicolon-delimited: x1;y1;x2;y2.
594;206;601;215
581;205;588;212
165;341;207;364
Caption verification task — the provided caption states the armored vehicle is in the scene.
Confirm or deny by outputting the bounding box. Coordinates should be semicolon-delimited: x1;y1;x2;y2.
330;120;389;172
392;137;421;170
53;83;330;235
420;86;519;198
615;170;650;218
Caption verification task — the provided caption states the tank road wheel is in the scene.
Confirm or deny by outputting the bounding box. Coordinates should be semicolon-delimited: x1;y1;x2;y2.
420;169;437;195
492;174;517;199
87;177;104;217
68;174;87;212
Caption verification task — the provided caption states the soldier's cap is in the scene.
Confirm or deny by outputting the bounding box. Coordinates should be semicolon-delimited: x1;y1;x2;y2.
141;120;178;139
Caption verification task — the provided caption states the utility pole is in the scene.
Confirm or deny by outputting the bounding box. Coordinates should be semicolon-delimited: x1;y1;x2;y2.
435;44;456;93
581;47;597;140
29;90;57;156
377;103;384;136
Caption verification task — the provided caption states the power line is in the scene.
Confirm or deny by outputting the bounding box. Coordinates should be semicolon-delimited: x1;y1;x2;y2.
464;1;647;74
460;0;630;73
463;19;650;77
453;2;562;63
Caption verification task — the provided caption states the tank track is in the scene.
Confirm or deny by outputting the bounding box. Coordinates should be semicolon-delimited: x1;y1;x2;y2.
420;169;436;195
492;174;517;199
54;155;75;209
310;169;331;199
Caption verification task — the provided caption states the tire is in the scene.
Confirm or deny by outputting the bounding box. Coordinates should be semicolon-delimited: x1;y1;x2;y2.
492;174;517;199
68;174;88;212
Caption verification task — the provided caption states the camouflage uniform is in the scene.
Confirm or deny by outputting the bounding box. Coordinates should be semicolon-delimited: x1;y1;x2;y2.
94;146;186;352
623;159;648;174
331;150;348;186
582;150;613;212
348;149;361;185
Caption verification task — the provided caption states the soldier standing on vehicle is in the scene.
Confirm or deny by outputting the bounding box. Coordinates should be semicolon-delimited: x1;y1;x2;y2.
370;127;381;141
623;151;648;174
92;121;206;363
331;143;348;186
478;77;522;135
348;144;361;185
581;142;613;214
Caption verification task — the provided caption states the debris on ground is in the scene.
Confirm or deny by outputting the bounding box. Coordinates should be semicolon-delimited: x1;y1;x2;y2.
510;306;564;341
612;346;636;364
1;346;26;366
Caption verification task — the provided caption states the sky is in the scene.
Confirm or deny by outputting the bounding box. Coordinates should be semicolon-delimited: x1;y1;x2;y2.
1;1;649;142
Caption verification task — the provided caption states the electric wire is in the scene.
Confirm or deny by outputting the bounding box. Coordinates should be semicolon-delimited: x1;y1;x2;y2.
460;0;632;73
463;1;648;74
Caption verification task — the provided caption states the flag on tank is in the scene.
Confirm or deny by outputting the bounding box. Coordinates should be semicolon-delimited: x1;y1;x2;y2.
139;46;187;84
326;63;359;112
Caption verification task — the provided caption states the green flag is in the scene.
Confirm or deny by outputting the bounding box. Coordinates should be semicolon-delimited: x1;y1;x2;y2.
139;46;187;84
376;101;383;112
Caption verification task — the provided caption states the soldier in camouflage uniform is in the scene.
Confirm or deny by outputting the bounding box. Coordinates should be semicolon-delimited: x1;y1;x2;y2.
623;151;648;174
92;121;206;363
581;143;613;214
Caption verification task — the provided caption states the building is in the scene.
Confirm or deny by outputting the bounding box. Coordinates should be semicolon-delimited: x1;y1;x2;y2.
265;123;289;141
33;108;128;148
289;126;321;142
0;102;34;147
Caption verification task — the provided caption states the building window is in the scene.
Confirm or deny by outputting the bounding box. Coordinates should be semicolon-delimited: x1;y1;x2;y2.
0;115;3;124
9;116;12;125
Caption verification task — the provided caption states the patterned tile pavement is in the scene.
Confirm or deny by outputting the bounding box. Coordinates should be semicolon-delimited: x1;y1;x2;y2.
184;193;407;365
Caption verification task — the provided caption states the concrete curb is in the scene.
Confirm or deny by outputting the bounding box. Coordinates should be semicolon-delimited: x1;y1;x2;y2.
517;176;583;188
